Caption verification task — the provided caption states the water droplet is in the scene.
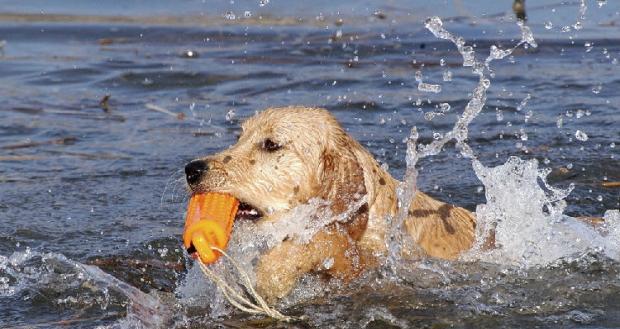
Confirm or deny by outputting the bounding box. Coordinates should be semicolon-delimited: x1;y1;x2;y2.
226;109;236;122
592;85;602;94
414;70;423;82
438;103;451;112
489;45;513;60
157;248;169;258
224;11;236;20
597;0;607;7
442;70;453;81
544;21;553;30
575;130;588;141
516;94;531;112
182;50;199;58
597;195;603;202
322;257;334;269
575;109;586;119
439;58;446;66
244;11;252;18
496;109;504;121
417;82;441;93
258;0;269;7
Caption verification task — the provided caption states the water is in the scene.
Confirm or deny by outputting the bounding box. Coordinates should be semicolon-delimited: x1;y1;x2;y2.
1;0;619;327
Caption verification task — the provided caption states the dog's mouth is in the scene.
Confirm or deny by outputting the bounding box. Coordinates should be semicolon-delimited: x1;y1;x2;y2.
236;202;263;221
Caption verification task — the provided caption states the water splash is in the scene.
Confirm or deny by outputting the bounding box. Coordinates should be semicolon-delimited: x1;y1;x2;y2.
414;70;441;93
384;16;538;270
176;196;369;315
559;0;588;33
0;250;172;328
388;15;620;270
468;157;620;265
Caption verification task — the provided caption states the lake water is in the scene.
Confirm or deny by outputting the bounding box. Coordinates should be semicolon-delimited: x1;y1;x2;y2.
0;1;619;328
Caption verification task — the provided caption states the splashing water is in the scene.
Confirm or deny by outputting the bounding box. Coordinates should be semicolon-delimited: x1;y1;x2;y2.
415;70;442;93
387;15;619;272
386;15;537;270
176;196;370;317
468;157;620;265
0;250;172;328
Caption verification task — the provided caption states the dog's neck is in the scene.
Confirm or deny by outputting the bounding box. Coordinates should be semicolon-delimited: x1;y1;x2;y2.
353;145;476;260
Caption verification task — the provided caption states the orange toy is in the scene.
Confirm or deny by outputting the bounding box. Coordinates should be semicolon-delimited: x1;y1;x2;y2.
183;192;239;264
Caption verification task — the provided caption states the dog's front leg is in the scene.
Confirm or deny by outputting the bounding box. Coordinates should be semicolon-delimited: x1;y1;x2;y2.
255;228;358;302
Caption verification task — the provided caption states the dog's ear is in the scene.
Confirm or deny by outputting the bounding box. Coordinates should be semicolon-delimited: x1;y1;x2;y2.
318;135;370;240
319;147;366;212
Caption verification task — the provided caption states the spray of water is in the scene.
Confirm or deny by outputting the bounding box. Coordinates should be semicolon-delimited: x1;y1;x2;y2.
0;250;172;328
176;196;369;316
390;15;619;269
385;16;537;269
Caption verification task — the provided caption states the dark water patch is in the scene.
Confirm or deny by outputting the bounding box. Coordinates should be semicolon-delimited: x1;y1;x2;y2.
329;101;391;112
27;67;104;85
94;58;168;70
100;70;287;92
0;136;78;150
100;71;237;90
0;123;39;137
0;62;34;78
233;78;360;97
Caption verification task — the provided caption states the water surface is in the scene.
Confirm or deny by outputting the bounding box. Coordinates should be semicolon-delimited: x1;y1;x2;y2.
0;1;619;328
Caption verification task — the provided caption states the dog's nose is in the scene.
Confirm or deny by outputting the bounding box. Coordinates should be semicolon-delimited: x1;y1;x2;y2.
185;159;208;186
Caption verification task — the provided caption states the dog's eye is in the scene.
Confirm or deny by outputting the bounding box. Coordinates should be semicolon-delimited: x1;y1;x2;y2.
261;138;282;152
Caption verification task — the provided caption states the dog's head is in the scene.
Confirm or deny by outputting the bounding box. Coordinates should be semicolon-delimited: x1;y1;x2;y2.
185;106;372;223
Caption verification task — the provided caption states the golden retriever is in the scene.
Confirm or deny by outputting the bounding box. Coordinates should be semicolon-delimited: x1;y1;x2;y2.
184;106;476;301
